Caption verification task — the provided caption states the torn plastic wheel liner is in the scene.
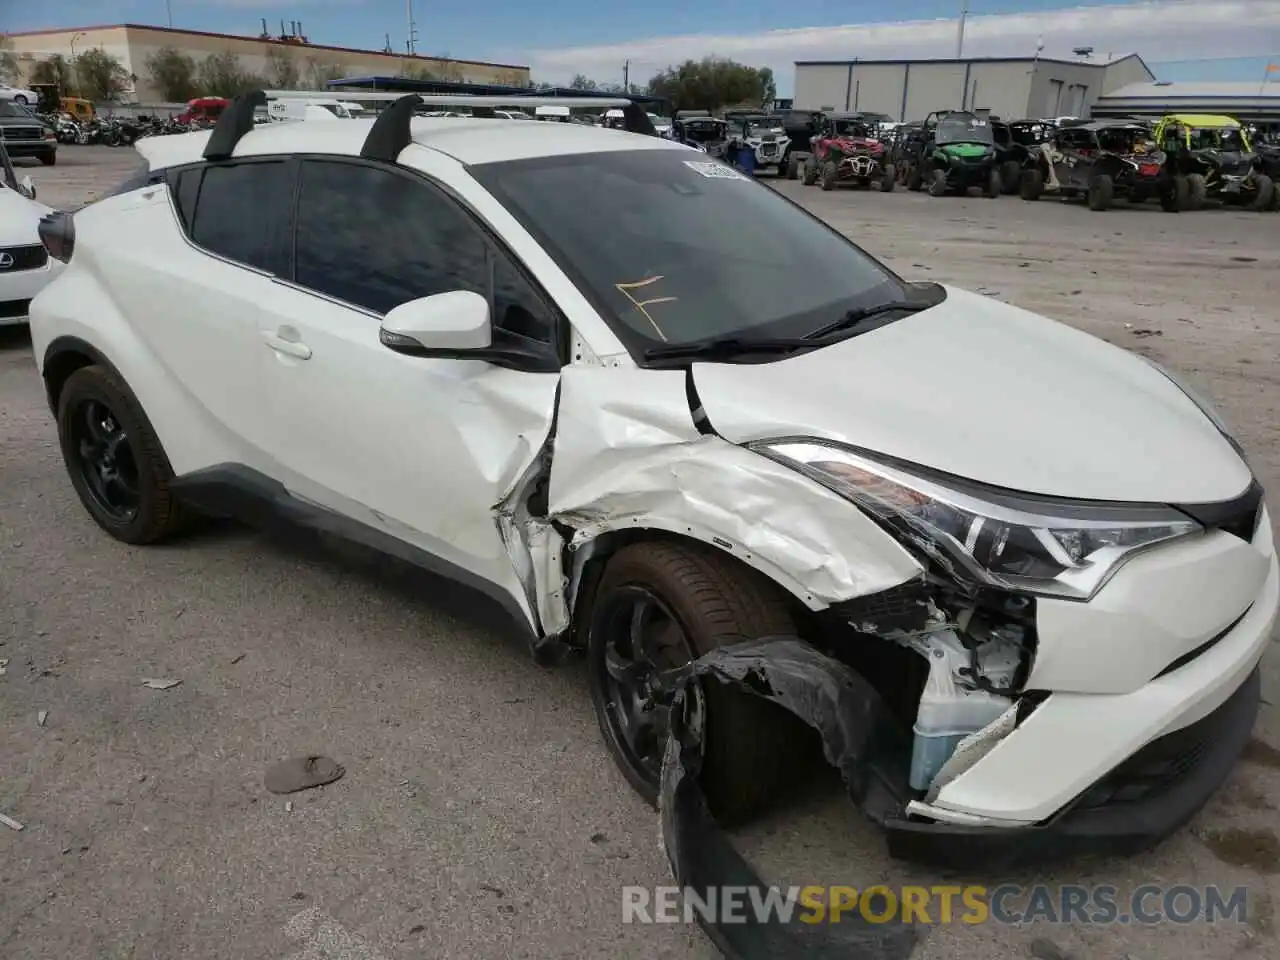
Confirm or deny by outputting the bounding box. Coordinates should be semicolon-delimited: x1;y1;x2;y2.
657;637;920;960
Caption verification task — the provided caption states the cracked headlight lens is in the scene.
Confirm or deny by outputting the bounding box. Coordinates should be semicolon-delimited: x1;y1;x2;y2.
756;442;1202;600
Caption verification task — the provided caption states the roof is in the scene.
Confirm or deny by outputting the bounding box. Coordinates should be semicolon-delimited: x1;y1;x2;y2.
7;24;528;72
1092;81;1280;121
329;77;667;105
134;117;685;171
1157;113;1241;128
795;52;1152;74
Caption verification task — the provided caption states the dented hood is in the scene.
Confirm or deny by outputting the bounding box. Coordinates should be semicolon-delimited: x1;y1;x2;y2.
693;286;1252;503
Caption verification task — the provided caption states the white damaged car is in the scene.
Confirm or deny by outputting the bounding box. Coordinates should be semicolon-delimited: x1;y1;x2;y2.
28;93;1278;866
0;141;61;326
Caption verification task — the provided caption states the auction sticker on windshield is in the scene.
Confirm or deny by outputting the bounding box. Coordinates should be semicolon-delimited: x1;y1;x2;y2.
683;161;749;180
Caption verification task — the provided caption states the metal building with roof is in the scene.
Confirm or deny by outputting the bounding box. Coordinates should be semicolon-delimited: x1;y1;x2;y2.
794;54;1154;122
327;76;667;106
1090;82;1280;121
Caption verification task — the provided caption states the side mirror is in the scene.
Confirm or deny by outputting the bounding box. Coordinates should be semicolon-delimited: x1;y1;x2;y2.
379;290;491;354
20;175;36;201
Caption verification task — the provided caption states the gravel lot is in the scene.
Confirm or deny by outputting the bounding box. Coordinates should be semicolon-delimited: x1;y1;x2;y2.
2;145;1278;960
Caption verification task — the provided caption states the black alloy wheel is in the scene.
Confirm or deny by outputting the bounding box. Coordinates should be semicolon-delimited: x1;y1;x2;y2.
590;585;703;794
68;397;141;524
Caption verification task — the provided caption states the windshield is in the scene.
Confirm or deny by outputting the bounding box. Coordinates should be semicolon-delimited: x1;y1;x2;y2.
936;116;993;145
1097;127;1152;154
831;119;870;138
1190;127;1247;151
683;121;724;142
0;101;28;118
747;120;783;137
472;150;904;354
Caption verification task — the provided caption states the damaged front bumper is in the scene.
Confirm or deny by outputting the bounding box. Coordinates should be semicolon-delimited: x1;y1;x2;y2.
662;617;1267;887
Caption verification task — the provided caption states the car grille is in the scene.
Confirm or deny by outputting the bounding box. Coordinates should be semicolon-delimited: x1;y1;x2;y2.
0;298;32;319
0;125;44;142
0;244;48;272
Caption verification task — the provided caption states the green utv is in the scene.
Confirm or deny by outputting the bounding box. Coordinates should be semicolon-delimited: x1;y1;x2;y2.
904;110;1002;198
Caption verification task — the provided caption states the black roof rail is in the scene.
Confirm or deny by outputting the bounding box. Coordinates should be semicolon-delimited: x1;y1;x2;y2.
203;89;267;161
622;102;658;137
360;93;421;162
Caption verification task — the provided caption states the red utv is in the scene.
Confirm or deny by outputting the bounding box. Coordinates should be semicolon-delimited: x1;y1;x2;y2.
802;114;894;192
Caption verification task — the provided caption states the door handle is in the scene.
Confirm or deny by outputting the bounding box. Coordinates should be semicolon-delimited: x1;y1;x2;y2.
262;328;312;360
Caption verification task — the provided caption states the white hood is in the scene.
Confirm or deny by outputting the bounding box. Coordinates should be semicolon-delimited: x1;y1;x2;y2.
693;286;1252;504
0;187;52;246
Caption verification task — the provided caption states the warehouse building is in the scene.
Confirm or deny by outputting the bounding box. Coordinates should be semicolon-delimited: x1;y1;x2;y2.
1091;81;1280;122
794;54;1154;122
7;24;530;103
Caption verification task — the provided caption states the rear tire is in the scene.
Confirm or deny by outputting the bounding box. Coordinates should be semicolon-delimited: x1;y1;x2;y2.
906;166;923;191
1088;174;1114;211
1160;175;1190;212
586;541;809;825
786;155;799;180
55;365;188;545
879;163;896;192
802;158;819;186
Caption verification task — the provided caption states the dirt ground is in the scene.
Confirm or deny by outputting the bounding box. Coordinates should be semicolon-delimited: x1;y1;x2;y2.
1;146;1278;960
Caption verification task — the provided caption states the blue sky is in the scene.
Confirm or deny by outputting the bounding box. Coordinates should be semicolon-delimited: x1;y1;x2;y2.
10;1;1280;92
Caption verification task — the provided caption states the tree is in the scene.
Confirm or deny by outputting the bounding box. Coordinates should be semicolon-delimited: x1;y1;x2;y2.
31;54;75;93
0;35;18;86
199;52;264;97
646;57;774;112
304;57;346;89
74;48;129;100
145;47;199;102
265;46;300;88
569;73;598;91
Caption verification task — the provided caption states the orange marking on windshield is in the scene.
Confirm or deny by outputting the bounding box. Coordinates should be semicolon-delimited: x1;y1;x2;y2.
616;277;678;341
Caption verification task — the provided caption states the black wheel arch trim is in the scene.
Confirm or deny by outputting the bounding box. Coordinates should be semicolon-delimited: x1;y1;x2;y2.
42;335;127;414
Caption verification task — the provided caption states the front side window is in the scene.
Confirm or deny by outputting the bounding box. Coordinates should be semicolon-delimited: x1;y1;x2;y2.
292;159;556;343
182;160;295;276
471;149;904;354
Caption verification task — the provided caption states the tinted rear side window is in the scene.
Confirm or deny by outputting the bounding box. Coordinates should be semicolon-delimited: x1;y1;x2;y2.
186;160;295;276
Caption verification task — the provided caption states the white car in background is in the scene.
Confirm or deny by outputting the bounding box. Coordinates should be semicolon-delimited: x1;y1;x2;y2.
0;142;61;326
26;92;1279;871
0;83;40;107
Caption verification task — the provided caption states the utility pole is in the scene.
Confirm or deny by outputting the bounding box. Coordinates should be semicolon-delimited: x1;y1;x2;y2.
623;59;630;91
956;1;969;59
166;0;173;28
406;0;419;56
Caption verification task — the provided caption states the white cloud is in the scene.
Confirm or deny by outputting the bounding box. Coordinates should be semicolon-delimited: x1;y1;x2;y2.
526;1;1280;92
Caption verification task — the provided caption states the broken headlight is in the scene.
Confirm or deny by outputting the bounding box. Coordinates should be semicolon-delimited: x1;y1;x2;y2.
756;441;1201;601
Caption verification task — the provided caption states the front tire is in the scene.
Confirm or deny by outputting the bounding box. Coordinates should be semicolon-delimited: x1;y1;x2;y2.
879;163;896;192
1250;173;1274;211
1186;172;1207;210
56;366;187;544
821;160;838;191
928;168;948;196
1021;168;1044;201
39;151;57;166
786;155;800;180
586;541;807;824
1088;174;1114;211
802;158;819;186
984;167;1002;198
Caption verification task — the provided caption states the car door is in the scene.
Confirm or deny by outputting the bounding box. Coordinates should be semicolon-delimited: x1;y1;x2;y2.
256;156;563;623
101;157;293;474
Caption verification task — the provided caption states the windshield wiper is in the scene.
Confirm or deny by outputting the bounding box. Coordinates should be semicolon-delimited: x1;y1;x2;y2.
643;335;815;363
804;300;929;340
